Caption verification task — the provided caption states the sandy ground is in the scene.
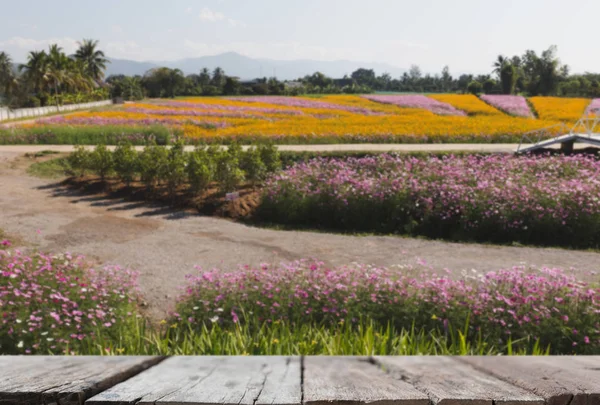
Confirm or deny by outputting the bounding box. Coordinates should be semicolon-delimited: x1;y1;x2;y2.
1;150;599;320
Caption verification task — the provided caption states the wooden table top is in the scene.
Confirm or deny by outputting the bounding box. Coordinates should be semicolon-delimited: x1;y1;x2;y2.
0;356;598;405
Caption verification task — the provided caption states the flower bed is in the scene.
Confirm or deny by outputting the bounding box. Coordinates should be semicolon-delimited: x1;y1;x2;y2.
529;96;590;122
177;260;600;354
230;96;384;115
37;114;228;129
2;239;598;355
362;95;467;116
152;100;305;116
0;243;139;354
480;95;534;117
586;98;600;115
429;94;505;116
259;154;600;248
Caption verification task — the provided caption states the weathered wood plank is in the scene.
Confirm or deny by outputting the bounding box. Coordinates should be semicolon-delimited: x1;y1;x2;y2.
375;357;545;405
0;356;162;405
87;356;301;405
459;356;600;405
86;357;225;405
303;356;429;405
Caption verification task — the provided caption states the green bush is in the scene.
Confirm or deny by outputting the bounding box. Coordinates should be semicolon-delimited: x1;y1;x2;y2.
467;81;483;95
66;145;91;177
163;141;187;199
60;143;284;198
216;144;245;193
187;146;214;195
89;144;113;181
258;143;281;172
113;143;139;187
241;147;267;185
138;142;168;192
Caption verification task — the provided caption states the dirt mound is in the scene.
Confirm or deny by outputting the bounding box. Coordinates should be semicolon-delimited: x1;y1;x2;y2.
64;176;262;220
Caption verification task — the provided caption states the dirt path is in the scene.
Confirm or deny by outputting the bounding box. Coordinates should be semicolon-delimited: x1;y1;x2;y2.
0;143;577;153
1;151;598;320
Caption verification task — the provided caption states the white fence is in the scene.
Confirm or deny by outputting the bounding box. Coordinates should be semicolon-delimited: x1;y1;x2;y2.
0;100;113;122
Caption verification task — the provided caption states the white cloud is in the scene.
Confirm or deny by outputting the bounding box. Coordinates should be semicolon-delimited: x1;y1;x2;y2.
199;8;225;22
198;7;244;27
111;25;124;34
0;37;79;60
185;7;193;14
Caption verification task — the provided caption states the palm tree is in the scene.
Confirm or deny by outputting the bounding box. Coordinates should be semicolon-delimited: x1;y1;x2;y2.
0;52;17;101
46;44;71;106
492;55;508;76
19;50;49;95
74;39;109;83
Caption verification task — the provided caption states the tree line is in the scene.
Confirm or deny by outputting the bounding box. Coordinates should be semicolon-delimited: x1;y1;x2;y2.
2;41;599;108
0;40;109;108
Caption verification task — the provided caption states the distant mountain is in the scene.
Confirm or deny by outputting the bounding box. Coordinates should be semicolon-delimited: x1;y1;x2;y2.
105;52;406;80
106;58;159;77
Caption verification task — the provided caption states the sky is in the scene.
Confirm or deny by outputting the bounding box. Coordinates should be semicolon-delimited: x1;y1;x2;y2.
1;0;598;75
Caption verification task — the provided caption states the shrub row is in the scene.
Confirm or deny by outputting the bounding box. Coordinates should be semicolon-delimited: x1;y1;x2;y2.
67;142;281;194
259;153;600;248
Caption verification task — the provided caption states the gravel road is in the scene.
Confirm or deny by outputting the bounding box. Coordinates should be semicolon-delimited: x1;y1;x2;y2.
1;150;598;320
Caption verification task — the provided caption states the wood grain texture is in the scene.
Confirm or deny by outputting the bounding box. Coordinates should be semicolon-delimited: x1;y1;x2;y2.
0;356;162;405
303;356;429;405
459;356;600;405
87;356;301;405
375;357;545;405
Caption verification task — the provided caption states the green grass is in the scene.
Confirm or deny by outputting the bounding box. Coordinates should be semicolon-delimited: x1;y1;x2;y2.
27;157;71;179
0;125;175;145
72;319;551;356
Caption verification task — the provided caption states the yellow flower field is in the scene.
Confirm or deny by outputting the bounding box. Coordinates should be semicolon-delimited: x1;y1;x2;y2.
23;94;591;144
529;97;591;122
428;94;504;116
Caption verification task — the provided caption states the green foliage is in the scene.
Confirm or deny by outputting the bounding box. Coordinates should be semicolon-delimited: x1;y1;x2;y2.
482;79;497;94
138;142;168;191
0;125;174;145
215;144;245;193
89;144;113;180
142;67;185;98
66;145;91;177
163;141;188;199
113;143;138;186
187;146;214;195
467;81;483;95
258;143;282;172
107;75;145;101
500;64;517;94
241;147;267;184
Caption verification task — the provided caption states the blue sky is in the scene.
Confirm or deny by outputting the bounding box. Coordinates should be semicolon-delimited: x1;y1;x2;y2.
1;0;598;74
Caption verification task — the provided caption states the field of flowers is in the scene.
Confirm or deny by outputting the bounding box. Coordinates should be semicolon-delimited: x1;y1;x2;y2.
2;95;598;145
178;260;600;354
0;241;139;354
480;95;535;118
2;239;599;355
529;96;591;122
260;154;600;248
428;94;506;116
362;94;467;116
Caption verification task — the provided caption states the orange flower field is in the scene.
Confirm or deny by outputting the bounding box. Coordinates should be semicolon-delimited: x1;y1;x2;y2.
15;95;598;144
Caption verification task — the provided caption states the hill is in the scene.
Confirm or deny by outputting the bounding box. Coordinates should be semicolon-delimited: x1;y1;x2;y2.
105;52;406;80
